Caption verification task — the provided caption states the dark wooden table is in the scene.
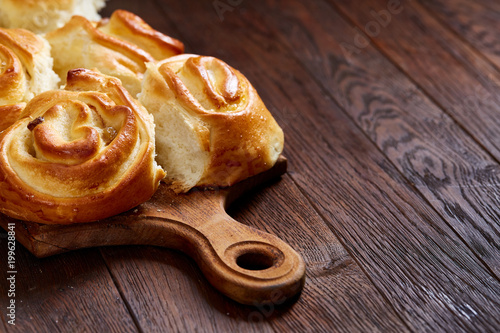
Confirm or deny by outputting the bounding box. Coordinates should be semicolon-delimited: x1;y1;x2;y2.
1;0;500;332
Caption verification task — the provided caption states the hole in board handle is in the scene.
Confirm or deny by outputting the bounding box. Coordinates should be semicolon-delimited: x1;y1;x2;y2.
236;251;275;271
225;241;285;272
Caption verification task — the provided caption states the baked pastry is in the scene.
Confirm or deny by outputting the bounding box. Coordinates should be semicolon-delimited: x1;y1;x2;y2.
0;27;60;131
138;54;284;193
97;10;184;62
0;68;165;224
0;0;106;34
0;104;25;133
45;10;184;97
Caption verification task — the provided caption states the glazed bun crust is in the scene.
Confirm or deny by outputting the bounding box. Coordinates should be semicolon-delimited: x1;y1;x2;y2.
98;10;184;61
139;54;284;192
0;0;106;34
0;68;165;224
45;10;184;97
0;103;25;133
0;27;60;131
46;15;152;97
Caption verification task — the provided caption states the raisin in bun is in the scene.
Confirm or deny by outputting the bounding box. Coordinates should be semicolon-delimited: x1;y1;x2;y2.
0;27;59;131
138;54;284;193
45;10;184;97
0;0;106;34
0;68;165;224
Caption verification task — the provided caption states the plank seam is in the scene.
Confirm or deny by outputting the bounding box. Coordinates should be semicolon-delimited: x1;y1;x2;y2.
99;249;144;333
417;0;500;81
314;0;500;282
287;172;414;332
326;0;500;166
149;1;413;330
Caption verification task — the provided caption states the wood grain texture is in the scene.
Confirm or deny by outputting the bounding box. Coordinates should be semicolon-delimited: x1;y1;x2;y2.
0;157;307;307
146;0;500;331
101;175;408;332
0;0;499;332
226;177;408;333
0;239;137;332
97;1;411;332
420;0;500;68
253;0;500;280
332;0;500;158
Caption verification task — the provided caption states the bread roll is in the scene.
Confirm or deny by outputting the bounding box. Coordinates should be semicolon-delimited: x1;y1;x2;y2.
138;54;284;193
0;27;60;131
97;10;184;62
45;10;184;97
0;68;165;224
0;0;106;34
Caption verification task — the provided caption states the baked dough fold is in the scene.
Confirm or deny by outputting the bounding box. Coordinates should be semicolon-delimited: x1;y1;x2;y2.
0;68;165;224
139;54;284;192
45;10;184;97
0;27;59;131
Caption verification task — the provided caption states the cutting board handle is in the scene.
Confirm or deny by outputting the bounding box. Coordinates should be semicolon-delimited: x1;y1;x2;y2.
181;211;306;305
1;157;306;305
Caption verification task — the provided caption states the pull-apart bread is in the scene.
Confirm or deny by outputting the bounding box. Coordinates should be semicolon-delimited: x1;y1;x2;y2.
0;27;60;132
0;8;284;223
139;54;284;193
45;10;184;97
0;0;106;34
0;68;165;224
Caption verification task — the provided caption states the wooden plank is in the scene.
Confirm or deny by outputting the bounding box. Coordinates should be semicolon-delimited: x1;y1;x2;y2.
220;176;408;332
100;176;409;332
332;0;500;159
0;158;308;306
0;232;138;332
145;0;500;331
248;0;500;280
102;246;273;333
420;0;500;68
226;177;409;332
97;0;410;332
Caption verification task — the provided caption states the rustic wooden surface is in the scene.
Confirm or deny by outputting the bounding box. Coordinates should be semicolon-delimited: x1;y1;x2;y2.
0;157;307;306
1;0;500;332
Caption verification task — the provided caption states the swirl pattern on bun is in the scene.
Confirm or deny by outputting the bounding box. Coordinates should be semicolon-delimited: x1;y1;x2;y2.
139;54;284;193
0;68;165;224
45;10;184;97
0;27;60;131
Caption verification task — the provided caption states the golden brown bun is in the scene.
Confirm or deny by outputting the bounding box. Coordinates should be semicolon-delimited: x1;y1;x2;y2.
0;68;165;224
97;10;184;61
0;0;106;34
139;54;284;193
0;27;60;131
0;103;25;133
45;10;184;97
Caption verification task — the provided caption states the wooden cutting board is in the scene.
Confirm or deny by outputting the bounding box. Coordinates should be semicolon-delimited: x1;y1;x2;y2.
0;156;305;305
